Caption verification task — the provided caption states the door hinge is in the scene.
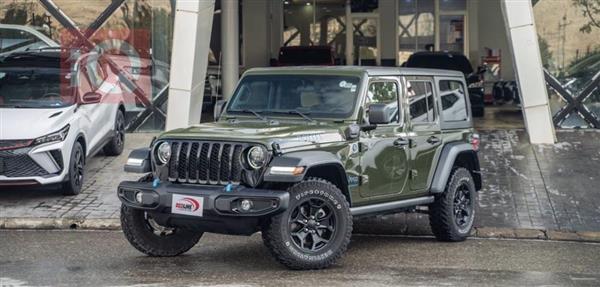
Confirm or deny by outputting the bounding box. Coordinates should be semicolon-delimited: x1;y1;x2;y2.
410;169;418;179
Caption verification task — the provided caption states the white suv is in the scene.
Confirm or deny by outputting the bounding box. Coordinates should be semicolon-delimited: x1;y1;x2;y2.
0;49;125;195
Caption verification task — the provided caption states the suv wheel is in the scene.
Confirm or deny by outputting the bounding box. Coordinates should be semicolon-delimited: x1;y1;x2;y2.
262;178;352;270
121;205;203;257
103;110;125;156
62;141;85;196
429;167;476;242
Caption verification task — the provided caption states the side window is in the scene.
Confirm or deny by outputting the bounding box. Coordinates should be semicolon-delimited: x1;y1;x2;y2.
408;81;436;123
84;58;107;90
439;80;468;122
366;81;400;123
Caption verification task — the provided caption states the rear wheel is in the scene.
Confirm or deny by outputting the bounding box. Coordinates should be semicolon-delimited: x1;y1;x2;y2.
62;141;84;196
429;167;476;242
103;110;125;156
262;178;352;270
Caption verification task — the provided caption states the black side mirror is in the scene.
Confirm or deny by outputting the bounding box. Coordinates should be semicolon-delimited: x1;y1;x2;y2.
368;103;395;125
80;92;102;104
214;100;227;121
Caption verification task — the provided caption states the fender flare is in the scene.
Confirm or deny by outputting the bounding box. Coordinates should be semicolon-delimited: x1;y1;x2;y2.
429;142;480;193
264;151;345;184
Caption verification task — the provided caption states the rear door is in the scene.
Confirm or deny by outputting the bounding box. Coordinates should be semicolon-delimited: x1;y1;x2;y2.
359;77;410;198
405;76;442;193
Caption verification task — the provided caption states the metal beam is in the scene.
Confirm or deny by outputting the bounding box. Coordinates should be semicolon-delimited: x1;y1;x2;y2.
546;70;600;128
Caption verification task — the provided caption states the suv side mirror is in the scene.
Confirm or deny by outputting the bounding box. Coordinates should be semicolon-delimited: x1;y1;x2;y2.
368;103;395;125
214;100;227;121
80;92;102;104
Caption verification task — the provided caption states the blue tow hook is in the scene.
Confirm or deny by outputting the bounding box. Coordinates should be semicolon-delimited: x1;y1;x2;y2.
225;183;233;192
152;178;160;188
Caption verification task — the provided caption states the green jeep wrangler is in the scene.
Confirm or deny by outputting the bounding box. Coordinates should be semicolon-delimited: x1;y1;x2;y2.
118;67;482;270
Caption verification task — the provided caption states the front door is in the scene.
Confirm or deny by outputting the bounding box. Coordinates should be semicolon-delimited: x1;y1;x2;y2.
405;76;442;192
359;77;409;198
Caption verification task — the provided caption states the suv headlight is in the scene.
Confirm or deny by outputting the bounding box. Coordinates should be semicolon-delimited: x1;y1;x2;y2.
33;125;70;146
156;142;171;165
246;146;267;169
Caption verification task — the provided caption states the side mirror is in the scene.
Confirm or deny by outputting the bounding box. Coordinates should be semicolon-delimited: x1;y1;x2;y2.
214;100;227;121
368;103;395;125
80;92;102;104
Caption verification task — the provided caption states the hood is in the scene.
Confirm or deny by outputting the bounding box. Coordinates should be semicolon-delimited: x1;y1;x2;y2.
160;120;348;150
0;106;74;140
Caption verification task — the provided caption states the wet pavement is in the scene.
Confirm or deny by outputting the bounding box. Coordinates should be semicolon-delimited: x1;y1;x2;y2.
1;230;600;287
1;130;600;233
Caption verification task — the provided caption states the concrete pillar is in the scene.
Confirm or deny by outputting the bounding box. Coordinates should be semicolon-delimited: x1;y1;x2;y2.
270;0;283;60
345;0;353;65
501;0;556;144
378;0;397;64
222;0;239;100
243;0;270;69
166;0;214;130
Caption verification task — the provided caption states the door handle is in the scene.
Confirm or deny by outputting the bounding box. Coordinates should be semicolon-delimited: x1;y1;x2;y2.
426;136;440;145
393;138;410;147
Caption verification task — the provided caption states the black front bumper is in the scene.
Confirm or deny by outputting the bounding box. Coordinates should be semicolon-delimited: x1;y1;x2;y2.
117;181;289;235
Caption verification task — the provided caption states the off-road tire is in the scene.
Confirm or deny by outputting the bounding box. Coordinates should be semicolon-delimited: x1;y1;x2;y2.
429;167;476;242
121;174;202;257
262;178;352;270
120;204;203;257
62;141;85;196
103;110;125;156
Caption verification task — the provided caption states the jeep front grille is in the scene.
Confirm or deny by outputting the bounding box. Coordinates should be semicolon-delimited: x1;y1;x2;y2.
167;141;250;185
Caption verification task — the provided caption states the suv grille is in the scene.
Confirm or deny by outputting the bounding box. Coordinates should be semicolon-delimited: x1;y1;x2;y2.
0;150;49;177
167;141;251;185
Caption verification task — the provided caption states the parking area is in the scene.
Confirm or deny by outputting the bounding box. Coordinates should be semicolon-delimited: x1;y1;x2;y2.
1;130;598;235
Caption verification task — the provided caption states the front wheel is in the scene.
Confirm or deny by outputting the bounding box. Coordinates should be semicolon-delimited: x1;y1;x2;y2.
120;204;203;257
262;178;352;270
429;167;476;242
62;141;85;196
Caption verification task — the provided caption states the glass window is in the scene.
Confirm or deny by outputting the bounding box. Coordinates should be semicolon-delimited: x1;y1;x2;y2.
366;81;400;123
439;0;467;11
408;80;436;123
439;80;468;121
227;75;361;119
398;0;435;65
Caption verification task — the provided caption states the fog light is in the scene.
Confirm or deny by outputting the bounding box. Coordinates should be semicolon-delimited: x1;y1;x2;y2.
135;192;143;203
240;199;253;211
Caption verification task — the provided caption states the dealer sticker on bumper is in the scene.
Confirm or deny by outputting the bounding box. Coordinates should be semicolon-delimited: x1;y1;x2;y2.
171;194;204;217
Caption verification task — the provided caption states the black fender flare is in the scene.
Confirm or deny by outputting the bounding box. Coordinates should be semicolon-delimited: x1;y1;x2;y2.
429;142;480;193
264;151;345;183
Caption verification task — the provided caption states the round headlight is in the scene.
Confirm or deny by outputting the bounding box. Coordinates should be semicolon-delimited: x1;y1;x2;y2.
246;146;267;169
156;142;171;165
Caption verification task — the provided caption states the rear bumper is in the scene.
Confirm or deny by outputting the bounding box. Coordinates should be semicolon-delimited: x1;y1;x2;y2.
117;181;290;235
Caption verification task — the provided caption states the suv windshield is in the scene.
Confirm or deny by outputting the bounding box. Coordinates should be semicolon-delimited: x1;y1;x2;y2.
226;74;361;119
0;67;74;108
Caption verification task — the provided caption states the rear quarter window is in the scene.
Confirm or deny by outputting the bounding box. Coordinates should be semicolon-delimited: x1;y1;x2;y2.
439;80;468;122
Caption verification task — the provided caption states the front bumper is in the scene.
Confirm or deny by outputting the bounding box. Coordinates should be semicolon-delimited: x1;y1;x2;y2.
117;181;290;235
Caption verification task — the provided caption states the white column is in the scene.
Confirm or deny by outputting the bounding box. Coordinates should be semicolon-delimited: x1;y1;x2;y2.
345;0;353;65
166;0;214;130
501;0;556;144
222;0;239;100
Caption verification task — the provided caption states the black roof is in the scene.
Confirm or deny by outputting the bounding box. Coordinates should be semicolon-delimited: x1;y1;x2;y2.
0;49;66;68
404;51;474;75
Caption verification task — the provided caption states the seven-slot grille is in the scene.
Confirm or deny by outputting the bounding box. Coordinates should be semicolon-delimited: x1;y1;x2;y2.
166;141;249;185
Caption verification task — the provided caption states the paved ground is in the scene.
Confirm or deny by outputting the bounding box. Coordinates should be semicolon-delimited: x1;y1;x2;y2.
1;230;600;287
1;130;599;234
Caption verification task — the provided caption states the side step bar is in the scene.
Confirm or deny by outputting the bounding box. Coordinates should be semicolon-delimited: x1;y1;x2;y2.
350;196;435;217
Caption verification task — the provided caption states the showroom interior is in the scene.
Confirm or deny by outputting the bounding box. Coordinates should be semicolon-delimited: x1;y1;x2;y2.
1;0;599;143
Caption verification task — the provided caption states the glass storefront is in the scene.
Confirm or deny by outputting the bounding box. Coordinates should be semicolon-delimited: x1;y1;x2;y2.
534;0;600;128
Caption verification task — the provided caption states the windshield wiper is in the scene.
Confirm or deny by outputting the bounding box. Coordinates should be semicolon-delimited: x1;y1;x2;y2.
284;110;315;123
239;109;267;121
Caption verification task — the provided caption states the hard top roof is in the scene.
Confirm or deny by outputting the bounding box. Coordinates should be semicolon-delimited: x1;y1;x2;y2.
245;66;464;78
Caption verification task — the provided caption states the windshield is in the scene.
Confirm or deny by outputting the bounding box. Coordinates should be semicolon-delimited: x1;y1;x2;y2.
226;74;361;119
0;67;74;108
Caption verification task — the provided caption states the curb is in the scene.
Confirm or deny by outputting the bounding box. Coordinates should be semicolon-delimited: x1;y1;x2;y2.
1;218;599;243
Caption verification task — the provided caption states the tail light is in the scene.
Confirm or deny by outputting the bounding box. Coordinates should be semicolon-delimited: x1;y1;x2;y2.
470;133;480;151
